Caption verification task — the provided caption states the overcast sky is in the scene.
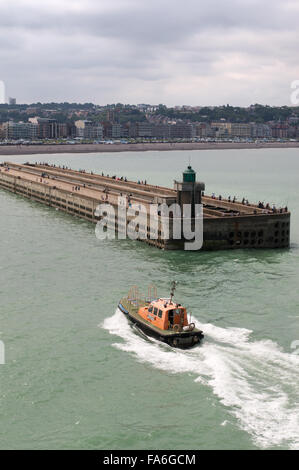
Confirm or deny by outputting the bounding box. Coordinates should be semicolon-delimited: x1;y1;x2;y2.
0;0;298;106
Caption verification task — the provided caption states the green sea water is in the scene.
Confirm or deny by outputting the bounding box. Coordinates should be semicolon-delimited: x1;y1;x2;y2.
0;148;298;450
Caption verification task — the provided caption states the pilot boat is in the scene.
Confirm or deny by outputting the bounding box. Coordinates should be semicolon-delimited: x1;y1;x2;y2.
118;282;204;348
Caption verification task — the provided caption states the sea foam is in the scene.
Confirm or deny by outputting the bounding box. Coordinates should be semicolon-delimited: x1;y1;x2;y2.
102;309;299;450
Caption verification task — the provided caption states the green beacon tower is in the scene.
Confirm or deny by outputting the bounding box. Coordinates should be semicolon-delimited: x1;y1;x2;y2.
183;165;196;183
174;165;205;218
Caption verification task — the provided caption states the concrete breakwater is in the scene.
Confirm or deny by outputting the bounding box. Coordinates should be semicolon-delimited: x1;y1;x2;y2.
0;162;290;250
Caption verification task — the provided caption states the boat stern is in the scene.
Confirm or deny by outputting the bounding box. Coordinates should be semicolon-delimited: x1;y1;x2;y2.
167;330;204;349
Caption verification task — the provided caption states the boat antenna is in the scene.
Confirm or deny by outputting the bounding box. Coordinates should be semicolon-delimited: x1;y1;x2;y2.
170;281;177;303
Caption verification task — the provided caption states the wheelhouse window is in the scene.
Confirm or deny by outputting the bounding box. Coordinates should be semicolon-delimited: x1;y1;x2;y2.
153;307;158;315
158;309;163;318
148;306;153;313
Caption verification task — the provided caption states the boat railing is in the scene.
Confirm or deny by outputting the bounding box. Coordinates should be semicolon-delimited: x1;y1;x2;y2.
145;297;157;303
127;285;143;308
127;297;147;308
127;284;157;308
127;285;139;301
148;284;157;301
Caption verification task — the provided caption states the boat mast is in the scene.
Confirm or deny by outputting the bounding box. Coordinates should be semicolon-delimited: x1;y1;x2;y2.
170;281;177;304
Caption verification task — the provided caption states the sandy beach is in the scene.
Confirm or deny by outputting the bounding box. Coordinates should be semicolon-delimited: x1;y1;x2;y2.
0;141;299;156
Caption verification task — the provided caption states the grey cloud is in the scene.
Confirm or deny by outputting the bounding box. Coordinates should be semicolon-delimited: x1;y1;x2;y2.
1;1;297;41
0;0;298;105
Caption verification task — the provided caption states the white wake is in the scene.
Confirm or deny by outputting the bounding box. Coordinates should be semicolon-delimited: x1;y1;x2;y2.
102;309;299;450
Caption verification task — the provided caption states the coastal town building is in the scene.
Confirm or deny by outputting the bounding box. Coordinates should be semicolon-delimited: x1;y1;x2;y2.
211;122;232;138
231;123;252;138
170;123;195;139
29;117;59;139
271;123;289;139
74;120;103;139
251;123;272;139
103;123;122;139
136;122;153;137
0;121;38;140
194;123;215;138
151;124;171;139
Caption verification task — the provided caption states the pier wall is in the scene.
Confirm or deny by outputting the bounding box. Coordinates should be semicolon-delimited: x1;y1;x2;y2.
203;215;290;250
0;170;99;221
0;170;167;249
0;168;290;250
